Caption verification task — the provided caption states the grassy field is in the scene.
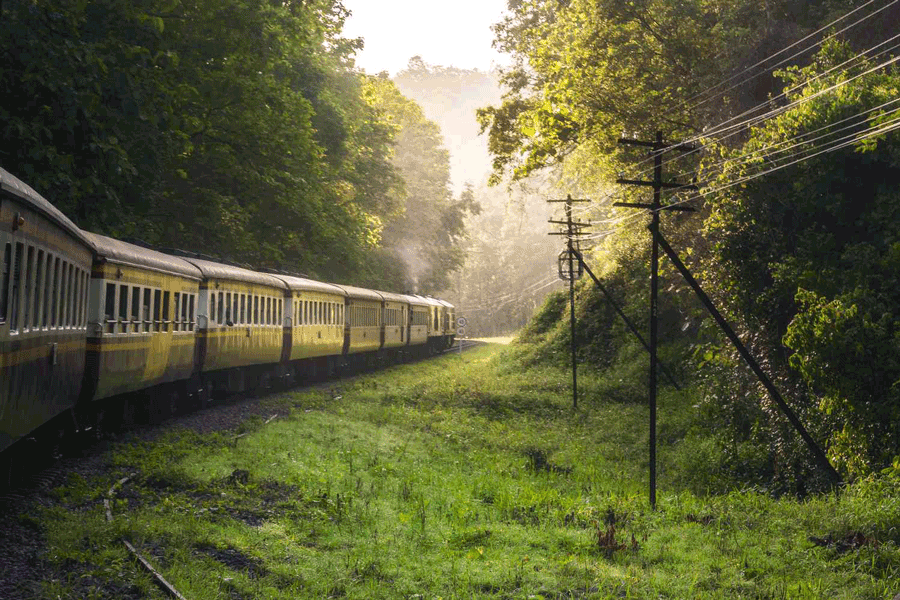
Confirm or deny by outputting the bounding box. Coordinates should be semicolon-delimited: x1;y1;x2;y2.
30;344;900;598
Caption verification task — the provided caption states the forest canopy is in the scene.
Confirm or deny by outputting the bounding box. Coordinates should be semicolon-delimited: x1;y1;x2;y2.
0;0;474;289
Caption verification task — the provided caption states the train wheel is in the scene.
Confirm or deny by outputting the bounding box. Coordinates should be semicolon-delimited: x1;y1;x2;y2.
149;389;176;424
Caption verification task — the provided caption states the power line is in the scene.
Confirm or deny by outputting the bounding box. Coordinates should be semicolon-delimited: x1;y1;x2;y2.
664;0;897;120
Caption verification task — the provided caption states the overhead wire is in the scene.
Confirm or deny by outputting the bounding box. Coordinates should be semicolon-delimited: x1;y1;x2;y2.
621;9;900;183
663;0;896;121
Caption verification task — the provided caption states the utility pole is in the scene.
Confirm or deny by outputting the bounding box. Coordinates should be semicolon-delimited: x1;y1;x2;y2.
614;131;697;509
549;195;591;409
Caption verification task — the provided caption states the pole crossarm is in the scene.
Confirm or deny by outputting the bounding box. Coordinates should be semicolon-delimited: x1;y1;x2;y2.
616;178;698;191
619;138;699;153
613;202;696;212
548;219;593;227
653;226;843;486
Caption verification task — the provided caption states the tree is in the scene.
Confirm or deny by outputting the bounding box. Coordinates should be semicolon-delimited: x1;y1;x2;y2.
363;75;479;293
704;40;900;476
0;0;404;281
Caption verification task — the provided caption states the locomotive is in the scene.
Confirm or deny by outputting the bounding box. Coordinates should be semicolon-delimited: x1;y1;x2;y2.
1;166;456;466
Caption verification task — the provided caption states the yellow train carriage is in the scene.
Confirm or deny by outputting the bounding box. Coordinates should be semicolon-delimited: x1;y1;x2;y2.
186;258;285;387
437;298;456;349
405;295;430;348
82;234;201;402
336;284;383;354
275;275;345;360
378;290;408;349
1;167;94;453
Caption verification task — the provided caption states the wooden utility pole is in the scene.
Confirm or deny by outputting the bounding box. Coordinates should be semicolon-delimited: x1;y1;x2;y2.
549;195;591;409
614;131;697;509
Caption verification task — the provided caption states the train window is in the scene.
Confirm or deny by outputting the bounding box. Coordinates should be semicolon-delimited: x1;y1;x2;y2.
33;250;44;329
239;294;245;324
42;254;51;328
9;242;23;332
61;262;69;327
217;293;224;325
22;245;34;330
303;300;307;325
265;297;271;325
173;292;181;331
252;295;258;325
0;242;9;324
51;258;61;329
75;269;82;328
105;283;116;333
67;264;75;328
66;263;74;327
209;292;216;325
142;288;151;332
129;286;139;333
224;292;234;325
153;289;161;331
70;265;78;328
159;291;168;332
116;284;127;333
187;294;195;331
60;261;69;328
278;299;282;325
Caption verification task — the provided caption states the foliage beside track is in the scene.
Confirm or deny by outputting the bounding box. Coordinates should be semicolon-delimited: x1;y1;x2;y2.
28;345;900;598
0;0;476;290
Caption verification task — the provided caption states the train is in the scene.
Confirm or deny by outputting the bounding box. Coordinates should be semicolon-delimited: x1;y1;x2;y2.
0;166;456;465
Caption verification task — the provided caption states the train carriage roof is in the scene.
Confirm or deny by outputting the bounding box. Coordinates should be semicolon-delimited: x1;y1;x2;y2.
1;166;94;249
401;294;430;308
435;299;455;309
413;295;443;308
376;290;409;304
181;257;286;289
273;274;347;297
85;232;202;279
332;284;383;303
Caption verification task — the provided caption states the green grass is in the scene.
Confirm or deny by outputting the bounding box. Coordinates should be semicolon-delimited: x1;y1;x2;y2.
31;345;900;598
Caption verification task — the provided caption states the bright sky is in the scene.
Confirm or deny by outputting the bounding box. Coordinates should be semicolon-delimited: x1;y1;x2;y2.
340;0;511;75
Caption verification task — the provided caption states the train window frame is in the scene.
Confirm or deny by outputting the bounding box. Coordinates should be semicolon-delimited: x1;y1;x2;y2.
22;245;34;331
217;292;224;326
9;241;23;333
33;249;45;330
130;285;140;334
209;291;216;325
0;242;10;325
142;288;152;333
67;263;75;328
117;283;128;334
105;283;116;333
62;261;71;329
173;292;181;332
188;293;195;331
41;253;51;329
153;289;162;332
